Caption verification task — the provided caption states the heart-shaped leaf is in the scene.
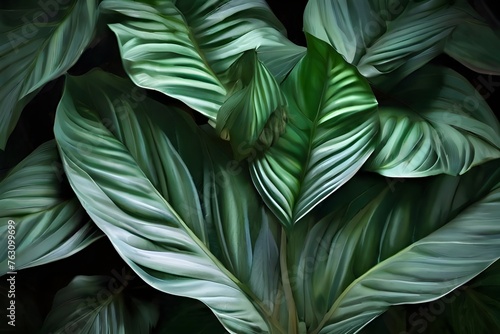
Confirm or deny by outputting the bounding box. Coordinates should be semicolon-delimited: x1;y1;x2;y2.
250;34;378;228
0;0;97;149
0;141;102;275
365;64;500;177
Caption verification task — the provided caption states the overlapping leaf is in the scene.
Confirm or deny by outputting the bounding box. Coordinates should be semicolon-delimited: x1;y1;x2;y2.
40;275;159;334
216;50;287;159
250;34;378;228
0;0;97;149
54;70;287;333
365;64;500;177
101;0;305;120
303;0;469;88
444;13;500;75
0;141;102;276
287;160;500;334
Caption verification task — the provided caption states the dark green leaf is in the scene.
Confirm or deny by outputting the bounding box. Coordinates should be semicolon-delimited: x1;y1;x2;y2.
0;0;98;149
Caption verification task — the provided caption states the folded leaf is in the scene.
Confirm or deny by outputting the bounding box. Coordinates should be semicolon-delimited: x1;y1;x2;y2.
250;34;378;228
54;70;287;333
102;0;305;120
288;160;500;334
0;0;97;149
40;275;159;334
0;141;102;275
303;0;468;88
365;64;500;177
216;50;287;159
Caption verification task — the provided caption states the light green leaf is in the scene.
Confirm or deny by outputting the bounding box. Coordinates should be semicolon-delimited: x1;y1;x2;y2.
40;275;159;334
444;9;500;75
101;0;305;121
0;141;102;276
54;70;287;333
365;64;500;177
303;0;468;88
287;160;500;334
216;50;287;159
250;34;378;228
0;0;97;149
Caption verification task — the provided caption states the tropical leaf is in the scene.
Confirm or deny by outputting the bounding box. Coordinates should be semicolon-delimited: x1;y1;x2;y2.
101;0;305;121
442;260;500;334
216;50;287;159
54;69;288;333
250;34;378;228
40;275;159;334
287;160;500;334
153;297;228;334
303;0;468;88
444;7;500;75
0;0;97;149
0;141;102;276
365;64;500;177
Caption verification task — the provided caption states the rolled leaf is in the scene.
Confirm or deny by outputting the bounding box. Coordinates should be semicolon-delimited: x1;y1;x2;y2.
216;50;287;159
101;0;305;120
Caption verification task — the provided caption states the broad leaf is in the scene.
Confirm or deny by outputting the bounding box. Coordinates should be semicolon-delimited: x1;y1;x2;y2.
40;275;159;334
444;11;500;75
365;64;500;177
288;160;500;334
429;259;500;334
303;0;468;88
54;70;288;333
0;141;102;276
250;34;378;228
0;0;97;149
216;50;287;159
101;0;305;120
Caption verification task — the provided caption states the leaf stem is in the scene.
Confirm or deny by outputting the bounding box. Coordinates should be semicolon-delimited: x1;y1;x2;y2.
280;228;298;334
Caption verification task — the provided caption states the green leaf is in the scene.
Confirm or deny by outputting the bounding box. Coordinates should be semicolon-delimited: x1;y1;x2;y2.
250;34;378;228
101;0;305;120
216;50;287;159
441;260;500;334
54;69;288;333
444;9;500;75
40;275;159;334
303;0;468;88
287;160;500;334
0;0;98;149
0;141;102;275
365;64;500;177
